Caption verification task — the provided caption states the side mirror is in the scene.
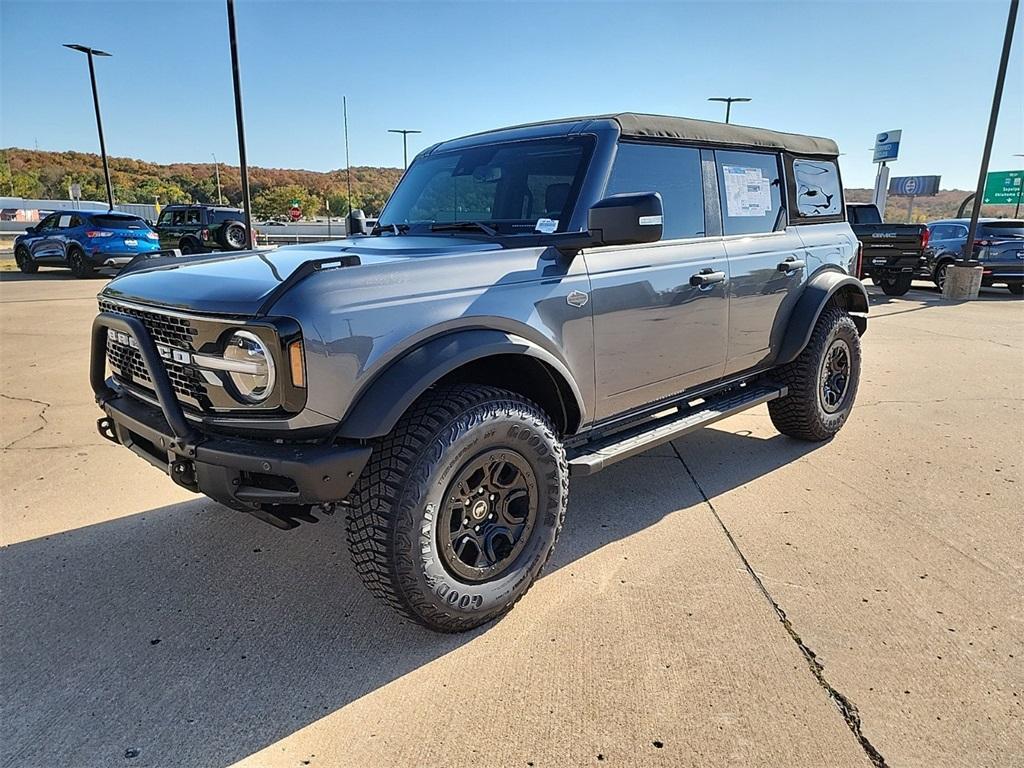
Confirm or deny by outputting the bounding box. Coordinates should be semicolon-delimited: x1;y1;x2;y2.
348;208;368;236
588;192;664;246
25;225;38;234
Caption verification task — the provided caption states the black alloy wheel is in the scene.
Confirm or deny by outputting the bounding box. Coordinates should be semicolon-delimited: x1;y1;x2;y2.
819;338;852;414
438;449;538;582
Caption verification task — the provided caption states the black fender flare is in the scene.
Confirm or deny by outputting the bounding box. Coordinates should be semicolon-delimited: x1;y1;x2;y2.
336;329;586;439
775;271;868;366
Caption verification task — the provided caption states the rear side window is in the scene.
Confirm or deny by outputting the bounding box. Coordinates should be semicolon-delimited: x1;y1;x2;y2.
716;150;782;236
792;159;842;218
605;142;705;240
186;209;202;225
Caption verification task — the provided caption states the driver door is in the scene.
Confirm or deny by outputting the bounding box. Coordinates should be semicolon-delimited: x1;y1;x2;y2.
29;214;62;260
586;142;729;421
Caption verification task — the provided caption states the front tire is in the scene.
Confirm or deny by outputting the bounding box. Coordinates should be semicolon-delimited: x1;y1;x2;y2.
768;305;861;441
346;384;568;632
67;246;95;278
14;246;38;274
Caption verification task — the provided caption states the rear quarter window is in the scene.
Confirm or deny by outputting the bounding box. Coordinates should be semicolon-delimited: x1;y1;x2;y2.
792;159;842;218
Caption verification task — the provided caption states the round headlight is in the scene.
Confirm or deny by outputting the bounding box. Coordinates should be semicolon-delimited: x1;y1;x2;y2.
224;330;275;403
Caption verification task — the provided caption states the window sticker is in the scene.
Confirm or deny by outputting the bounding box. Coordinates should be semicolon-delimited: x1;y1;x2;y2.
722;165;772;217
535;218;558;233
58;214;72;227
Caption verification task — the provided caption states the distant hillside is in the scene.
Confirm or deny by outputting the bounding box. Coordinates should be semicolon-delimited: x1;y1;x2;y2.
844;188;1018;222
2;148;1018;222
1;148;403;218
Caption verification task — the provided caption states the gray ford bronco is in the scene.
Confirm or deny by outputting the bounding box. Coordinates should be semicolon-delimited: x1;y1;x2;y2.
91;113;868;632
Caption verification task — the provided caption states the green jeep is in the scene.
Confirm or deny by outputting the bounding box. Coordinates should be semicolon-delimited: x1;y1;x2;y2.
154;204;251;254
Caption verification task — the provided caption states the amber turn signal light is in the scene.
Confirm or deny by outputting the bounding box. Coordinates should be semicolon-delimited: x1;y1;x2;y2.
289;340;306;388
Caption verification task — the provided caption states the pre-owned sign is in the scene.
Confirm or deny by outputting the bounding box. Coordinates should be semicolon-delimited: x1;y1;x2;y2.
873;130;902;163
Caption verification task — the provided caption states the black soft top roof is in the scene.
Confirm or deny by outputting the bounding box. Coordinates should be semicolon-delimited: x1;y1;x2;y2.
458;112;839;158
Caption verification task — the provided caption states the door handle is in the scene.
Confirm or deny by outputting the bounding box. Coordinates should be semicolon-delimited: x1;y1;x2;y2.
777;258;806;273
690;268;726;287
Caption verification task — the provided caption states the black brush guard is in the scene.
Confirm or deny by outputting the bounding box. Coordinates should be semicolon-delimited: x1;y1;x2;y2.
91;312;370;525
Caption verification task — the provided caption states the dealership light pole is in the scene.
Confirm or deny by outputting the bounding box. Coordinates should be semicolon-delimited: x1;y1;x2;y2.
63;44;114;210
953;0;1018;298
388;129;422;170
212;153;223;204
225;0;253;249
708;96;751;124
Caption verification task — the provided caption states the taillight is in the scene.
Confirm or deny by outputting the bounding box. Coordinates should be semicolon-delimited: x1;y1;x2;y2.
920;228;930;248
85;230;113;238
855;240;863;279
201;228;209;240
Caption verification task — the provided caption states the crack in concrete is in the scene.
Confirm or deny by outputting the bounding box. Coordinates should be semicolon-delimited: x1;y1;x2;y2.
670;441;890;768
1;393;53;451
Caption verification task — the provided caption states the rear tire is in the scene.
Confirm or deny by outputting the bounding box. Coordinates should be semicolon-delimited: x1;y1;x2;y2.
768;305;861;441
14;246;38;274
933;260;953;290
880;274;912;296
179;238;201;255
346;384;568;633
67;246;95;278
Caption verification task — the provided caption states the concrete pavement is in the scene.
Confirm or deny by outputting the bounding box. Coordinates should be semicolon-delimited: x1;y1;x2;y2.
1;270;1021;767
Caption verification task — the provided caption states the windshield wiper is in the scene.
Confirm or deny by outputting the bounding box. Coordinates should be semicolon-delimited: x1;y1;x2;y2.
429;221;498;236
371;222;409;236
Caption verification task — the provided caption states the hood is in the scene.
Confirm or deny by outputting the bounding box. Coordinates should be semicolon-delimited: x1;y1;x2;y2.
99;236;504;316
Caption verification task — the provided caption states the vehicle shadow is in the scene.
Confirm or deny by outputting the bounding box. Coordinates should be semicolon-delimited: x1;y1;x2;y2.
0;426;818;767
0;269;112;283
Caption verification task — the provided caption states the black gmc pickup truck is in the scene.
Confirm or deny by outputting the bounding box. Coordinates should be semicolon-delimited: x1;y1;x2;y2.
848;203;929;296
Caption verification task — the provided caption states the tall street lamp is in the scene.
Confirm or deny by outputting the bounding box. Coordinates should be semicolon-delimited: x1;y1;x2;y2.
708;96;751;124
225;0;253;249
388;128;422;170
212;152;223;204
64;44;114;210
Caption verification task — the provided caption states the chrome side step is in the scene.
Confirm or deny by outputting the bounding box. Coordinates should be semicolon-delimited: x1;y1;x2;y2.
568;383;787;476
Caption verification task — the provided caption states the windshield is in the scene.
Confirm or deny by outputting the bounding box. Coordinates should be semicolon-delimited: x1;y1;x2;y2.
377;136;594;235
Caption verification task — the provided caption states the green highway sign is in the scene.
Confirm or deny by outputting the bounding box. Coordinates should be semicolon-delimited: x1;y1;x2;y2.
982;170;1024;205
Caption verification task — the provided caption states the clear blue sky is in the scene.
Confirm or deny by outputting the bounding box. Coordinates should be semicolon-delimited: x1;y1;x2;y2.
2;0;1021;189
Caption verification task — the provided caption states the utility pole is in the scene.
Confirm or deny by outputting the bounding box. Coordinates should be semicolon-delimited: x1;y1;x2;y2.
708;96;751;124
388;128;422;170
64;44;114;210
212;153;223;204
225;0;253;249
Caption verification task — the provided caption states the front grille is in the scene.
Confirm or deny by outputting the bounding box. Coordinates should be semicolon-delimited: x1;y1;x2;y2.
99;299;199;350
100;300;208;410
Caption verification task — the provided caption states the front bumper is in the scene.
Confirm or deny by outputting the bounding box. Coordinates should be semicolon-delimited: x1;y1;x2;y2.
91;312;370;518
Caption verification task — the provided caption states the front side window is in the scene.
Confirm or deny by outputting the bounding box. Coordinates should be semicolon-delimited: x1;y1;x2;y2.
792;158;842;218
378;136;594;234
604;142;705;240
38;214;59;230
716;150;783;236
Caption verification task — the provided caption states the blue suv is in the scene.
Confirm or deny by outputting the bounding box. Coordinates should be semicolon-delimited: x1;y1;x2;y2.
14;210;161;278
